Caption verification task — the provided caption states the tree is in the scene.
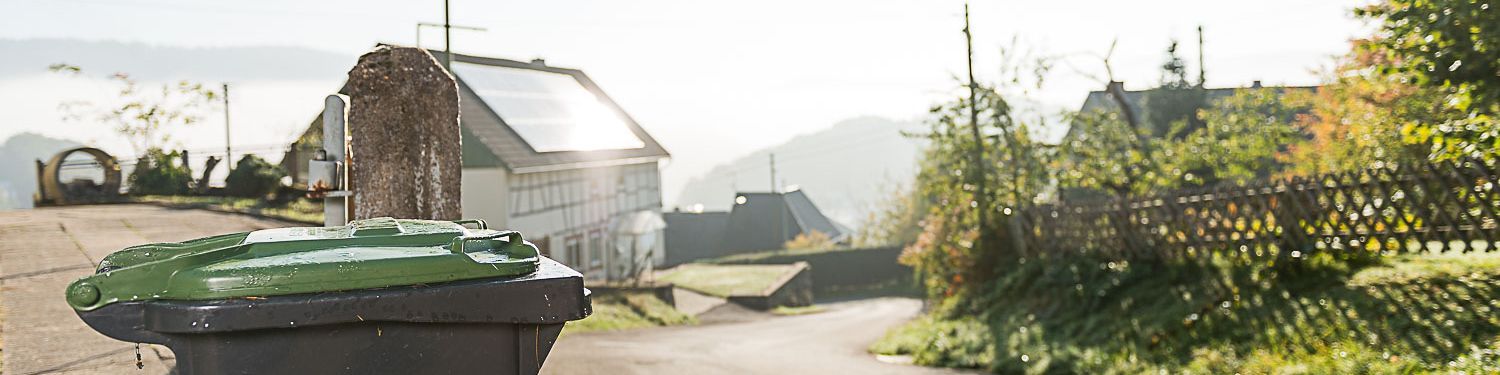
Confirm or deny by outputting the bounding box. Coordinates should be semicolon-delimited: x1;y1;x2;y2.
1058;108;1182;197
1145;40;1209;136
1059;40;1310;196
898;79;1053;301
49;64;220;155
1058;41;1218;198
1178;88;1310;185
1355;0;1500;162
1283;42;1443;175
1357;0;1500;113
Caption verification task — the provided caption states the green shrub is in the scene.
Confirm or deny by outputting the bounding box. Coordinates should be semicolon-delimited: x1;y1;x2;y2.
127;149;193;196
224;155;284;198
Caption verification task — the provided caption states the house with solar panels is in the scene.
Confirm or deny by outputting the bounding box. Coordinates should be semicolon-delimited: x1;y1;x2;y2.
283;49;669;281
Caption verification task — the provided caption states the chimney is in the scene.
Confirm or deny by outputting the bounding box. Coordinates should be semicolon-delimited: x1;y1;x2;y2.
530;58;547;67
1251;80;1263;88
1106;81;1125;93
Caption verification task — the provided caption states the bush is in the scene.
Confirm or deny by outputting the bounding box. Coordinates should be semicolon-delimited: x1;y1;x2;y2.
784;230;836;251
224;155;285;198
127;149;193;196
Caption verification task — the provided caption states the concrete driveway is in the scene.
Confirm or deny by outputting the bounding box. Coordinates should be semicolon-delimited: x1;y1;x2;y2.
544;297;968;375
0;204;299;375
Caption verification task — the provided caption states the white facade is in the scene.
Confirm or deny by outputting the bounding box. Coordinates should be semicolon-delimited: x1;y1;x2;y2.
461;161;665;281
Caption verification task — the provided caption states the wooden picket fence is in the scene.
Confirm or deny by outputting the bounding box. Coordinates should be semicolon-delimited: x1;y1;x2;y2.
1020;159;1500;258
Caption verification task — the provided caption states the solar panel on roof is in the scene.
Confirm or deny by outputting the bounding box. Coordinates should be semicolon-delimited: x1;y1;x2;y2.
451;62;645;152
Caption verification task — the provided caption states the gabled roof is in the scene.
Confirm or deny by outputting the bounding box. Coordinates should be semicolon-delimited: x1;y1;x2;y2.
445;51;670;173
288;47;669;175
719;190;848;253
1064;84;1318;142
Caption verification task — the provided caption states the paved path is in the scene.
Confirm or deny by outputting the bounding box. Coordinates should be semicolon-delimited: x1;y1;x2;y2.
544;297;968;375
670;287;727;316
1;205;959;374
0;204;300;375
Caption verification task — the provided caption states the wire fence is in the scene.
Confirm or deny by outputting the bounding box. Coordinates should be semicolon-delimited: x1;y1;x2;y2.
53;144;293;172
1019;159;1500;259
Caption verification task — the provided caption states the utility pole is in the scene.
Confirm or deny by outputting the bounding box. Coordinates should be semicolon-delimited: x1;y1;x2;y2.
963;4;988;253
222;83;232;171
1197;25;1206;87
416;23;487;50
769;153;777;193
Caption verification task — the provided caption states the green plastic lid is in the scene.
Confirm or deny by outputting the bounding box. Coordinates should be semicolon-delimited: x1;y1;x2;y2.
66;217;539;312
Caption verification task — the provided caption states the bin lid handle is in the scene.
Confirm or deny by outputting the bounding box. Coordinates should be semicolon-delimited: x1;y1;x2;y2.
451;219;487;230
449;231;529;256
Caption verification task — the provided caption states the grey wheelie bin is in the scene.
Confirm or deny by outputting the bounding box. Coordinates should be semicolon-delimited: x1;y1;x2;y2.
64;217;592;375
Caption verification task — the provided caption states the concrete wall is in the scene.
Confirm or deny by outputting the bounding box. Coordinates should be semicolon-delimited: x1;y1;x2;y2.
726;262;813;310
460;167;510;229
715;246;911;294
587;283;676;307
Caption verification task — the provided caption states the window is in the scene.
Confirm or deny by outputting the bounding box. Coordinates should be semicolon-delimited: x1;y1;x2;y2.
588;230;605;270
565;236;582;268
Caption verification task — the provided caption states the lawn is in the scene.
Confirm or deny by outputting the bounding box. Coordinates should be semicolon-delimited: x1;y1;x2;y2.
657;264;798;297
133;195;323;224
704;245;863;264
565;290;694;333
872;251;1500;373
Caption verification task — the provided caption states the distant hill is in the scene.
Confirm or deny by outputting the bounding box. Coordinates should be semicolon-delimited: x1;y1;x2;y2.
673;116;925;229
0;133;84;209
0;38;351;81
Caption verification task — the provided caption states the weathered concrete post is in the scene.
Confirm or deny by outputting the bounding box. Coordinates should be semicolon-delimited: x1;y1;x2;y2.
344;46;463;220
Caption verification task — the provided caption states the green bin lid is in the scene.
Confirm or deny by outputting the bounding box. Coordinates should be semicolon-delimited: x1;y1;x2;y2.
66;217;539;312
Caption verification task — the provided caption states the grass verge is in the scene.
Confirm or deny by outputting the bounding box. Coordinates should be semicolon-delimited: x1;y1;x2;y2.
565;290;695;333
872;251;1500;373
657;264;796;297
770;305;827;316
705;246;868;264
132;195;322;224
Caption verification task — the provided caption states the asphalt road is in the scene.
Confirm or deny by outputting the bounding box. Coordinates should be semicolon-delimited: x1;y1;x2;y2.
543;297;968;375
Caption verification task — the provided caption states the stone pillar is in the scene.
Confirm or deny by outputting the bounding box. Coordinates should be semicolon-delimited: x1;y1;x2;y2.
344;46;463;220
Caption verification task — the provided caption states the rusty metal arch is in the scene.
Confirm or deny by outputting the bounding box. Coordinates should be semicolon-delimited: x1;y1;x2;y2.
38;147;122;205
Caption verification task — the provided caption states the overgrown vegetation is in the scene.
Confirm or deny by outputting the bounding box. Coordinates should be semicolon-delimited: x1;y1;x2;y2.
224;155;285;198
783;230;836;252
874;0;1500;372
127;149;194;196
873;252;1500;373
565;290;695;333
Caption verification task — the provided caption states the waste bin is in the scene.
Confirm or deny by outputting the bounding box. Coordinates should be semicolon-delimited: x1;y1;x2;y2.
66;217;592;375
